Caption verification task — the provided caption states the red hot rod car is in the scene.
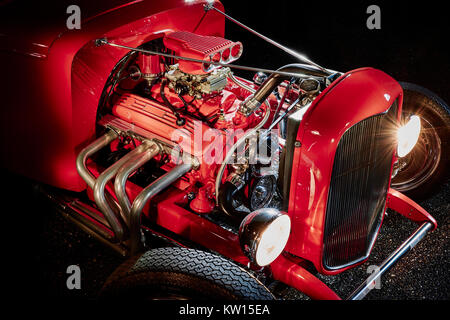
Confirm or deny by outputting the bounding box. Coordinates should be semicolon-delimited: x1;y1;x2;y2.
0;0;448;300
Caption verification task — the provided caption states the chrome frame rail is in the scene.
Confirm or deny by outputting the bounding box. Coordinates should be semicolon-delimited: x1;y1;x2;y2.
347;221;434;300
38;186;128;256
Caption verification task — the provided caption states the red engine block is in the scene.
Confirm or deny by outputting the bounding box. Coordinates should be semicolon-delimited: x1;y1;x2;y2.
112;92;239;212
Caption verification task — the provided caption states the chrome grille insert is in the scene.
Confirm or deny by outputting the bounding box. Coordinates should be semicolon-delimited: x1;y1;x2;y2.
323;101;398;270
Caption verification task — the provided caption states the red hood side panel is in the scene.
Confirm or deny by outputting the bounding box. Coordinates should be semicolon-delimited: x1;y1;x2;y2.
0;0;215;57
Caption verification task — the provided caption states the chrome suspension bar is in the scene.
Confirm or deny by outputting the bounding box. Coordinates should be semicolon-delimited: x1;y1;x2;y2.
348;222;434;300
96;39;325;79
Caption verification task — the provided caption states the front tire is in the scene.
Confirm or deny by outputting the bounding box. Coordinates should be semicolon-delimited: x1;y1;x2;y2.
391;82;449;199
101;247;274;300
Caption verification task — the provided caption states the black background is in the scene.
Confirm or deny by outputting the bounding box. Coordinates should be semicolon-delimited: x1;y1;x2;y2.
220;0;449;103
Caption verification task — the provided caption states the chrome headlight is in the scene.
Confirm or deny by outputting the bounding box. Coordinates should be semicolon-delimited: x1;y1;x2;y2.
239;208;291;267
397;115;421;157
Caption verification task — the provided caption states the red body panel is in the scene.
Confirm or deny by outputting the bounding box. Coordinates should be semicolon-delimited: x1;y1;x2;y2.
285;68;403;274
0;0;225;191
0;0;148;58
155;191;249;265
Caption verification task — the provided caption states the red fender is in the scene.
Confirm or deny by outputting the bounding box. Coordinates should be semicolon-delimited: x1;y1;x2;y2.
386;188;437;230
270;254;341;300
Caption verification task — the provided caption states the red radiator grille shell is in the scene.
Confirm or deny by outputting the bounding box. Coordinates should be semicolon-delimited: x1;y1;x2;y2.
163;31;242;74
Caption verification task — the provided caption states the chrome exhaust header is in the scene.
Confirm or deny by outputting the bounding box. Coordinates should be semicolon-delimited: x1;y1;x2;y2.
347;221;434;300
129;162;193;254
92;142;154;241
114;142;161;223
76;130;118;190
76;130;162;243
75;121;196;253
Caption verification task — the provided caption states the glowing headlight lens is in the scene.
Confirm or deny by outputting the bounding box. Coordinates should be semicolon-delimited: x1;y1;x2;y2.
239;208;291;267
397;115;421;157
255;215;291;266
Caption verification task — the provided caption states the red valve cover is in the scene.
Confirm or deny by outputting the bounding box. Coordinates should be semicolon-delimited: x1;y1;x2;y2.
112;93;225;159
163;31;242;74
